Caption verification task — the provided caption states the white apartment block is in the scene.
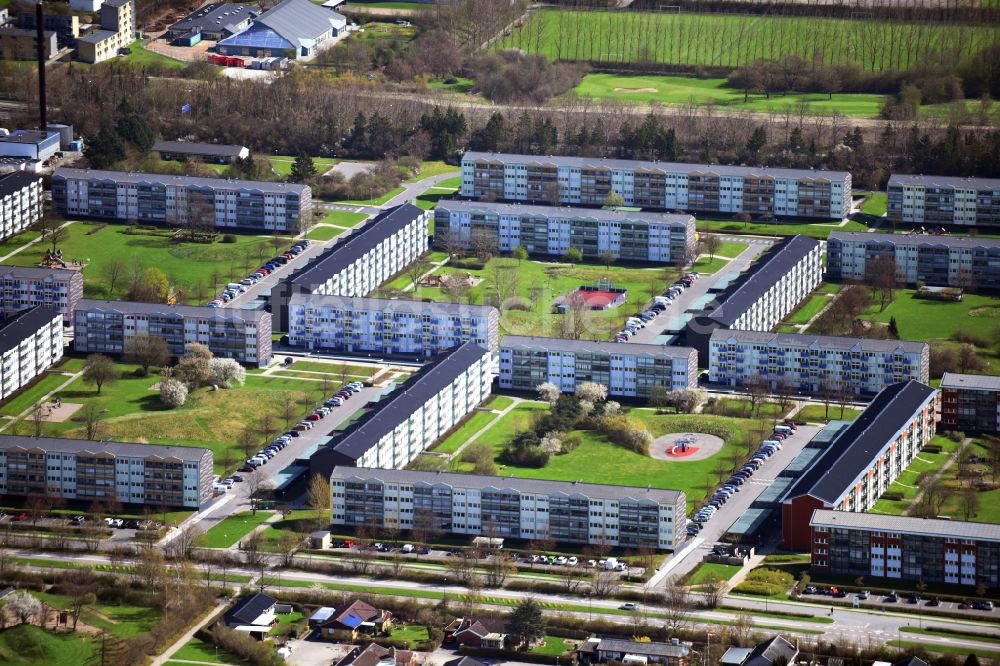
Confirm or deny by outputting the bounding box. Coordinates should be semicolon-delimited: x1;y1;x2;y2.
272;203;429;331
288;293;499;357
330;468;687;551
708;329;929;398
0;172;42;241
499;336;698;397
0;265;83;322
73;299;272;367
0;435;214;509
687;235;822;357
76;0;134;64
433;200;696;264
826;232;1000;290
0;307;63;401
311;343;493;476
462;152;851;220
888;174;1000;227
51;167;311;233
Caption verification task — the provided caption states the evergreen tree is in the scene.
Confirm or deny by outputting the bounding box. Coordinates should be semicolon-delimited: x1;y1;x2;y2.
508;598;546;647
289;154;317;183
470;112;506;152
888;316;899;338
118;114;155;152
84;126;126;169
745;126;767;159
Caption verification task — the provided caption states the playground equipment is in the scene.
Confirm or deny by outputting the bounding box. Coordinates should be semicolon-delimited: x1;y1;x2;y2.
40;249;67;269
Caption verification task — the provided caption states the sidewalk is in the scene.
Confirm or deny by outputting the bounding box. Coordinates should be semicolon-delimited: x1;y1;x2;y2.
150;599;230;666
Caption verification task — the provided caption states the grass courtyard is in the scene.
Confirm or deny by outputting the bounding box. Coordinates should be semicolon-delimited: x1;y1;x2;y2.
197;511;275;548
696;217;868;239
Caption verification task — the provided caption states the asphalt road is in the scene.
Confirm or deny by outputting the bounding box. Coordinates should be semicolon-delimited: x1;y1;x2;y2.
223;239;334;310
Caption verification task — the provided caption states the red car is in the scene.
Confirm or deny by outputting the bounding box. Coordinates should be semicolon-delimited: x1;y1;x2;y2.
306;413;321;421
13;512;26;521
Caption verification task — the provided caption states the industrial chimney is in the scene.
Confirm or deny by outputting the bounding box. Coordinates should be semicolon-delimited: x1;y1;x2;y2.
35;1;46;131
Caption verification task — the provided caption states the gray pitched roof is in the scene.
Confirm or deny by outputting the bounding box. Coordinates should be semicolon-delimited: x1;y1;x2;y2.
228;593;277;624
167;3;259;34
287;204;424;290
0;307;57;356
289;293;497;320
254;0;345;47
501;335;696;360
0;171;39;198
434;199;694;227
330;468;685;505
77;299;269;324
784;381;936;505
596;639;690;658
0;434;210;461
809;509;1000;542
77;29;118;44
889;173;1000;189
699;235;819;327
709;329;927;355
828;231;1000;250
153;140;247;157
940;372;1000;392
0;265;79;280
53;167;309;196
464;151;850;181
744;635;798;666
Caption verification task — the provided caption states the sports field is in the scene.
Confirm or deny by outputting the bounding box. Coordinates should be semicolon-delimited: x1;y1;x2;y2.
499;10;995;71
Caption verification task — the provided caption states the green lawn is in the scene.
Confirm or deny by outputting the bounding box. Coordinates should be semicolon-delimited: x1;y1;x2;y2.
704;398;785;419
122;39;187;70
697;217;868;239
36;591;160;638
792;404;862;422
351;1;434;9
691;255;731;274
716;241;748;258
886;640;1000;660
306;226;346;242
409;256;680;338
268;155;337;177
0;372;76;416
320;210;369;227
430;397;513;455
336;186;406;206
270;610;304;636
436;176;462;189
390;625;430;645
0;228;41;258
530;635;575;656
408;160;460;181
785;293;829;325
173;635;249;664
857;289;1000;342
860;192;887;216
286;361;376;377
8;222;282;303
0;625;95;665
571;74;887;118
415;187;458;211
197;511;275;548
688;562;742;586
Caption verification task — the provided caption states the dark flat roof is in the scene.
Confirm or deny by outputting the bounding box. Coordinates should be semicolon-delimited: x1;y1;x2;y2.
327;343;489;462
153;140;247;157
0;306;58;356
0;265;80;280
0;171;39;198
53;167;308;196
287;203;424;290
829;231;1000;250
77;299;269;324
167;2;258;34
502;335;695;360
889;173;1000;189
0;434;210;461
940;372;1000;392
810;509;1000;542
784;381;936;505
434;199;694;227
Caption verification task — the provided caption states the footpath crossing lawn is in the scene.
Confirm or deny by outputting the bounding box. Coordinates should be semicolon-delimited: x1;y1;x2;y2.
306;226;346;241
197;511;275;548
785;293;829;325
431;395;517;454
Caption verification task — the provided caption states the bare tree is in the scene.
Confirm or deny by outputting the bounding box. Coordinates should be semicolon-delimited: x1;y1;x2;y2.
743;373;769;418
124;334;171;375
102;258;127;298
168;523;204;560
406;258;432;290
30;401;45;437
866;254;898;312
80;403;104;441
702;574;724;608
704;235;722;261
661;575;691;636
590;570;620;598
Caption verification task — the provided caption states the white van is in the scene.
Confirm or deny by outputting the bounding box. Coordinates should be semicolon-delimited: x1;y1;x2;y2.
401;544;414;553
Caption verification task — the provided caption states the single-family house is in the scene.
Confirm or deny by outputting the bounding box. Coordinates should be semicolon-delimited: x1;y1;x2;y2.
719;635;798;666
317;599;392;640
443;617;516;650
335;644;418;666
578;637;690;665
225;593;277;630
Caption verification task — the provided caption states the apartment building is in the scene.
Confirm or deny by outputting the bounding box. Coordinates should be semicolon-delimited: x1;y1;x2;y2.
0;27;58;61
781;380;938;550
271;204;429;331
433;200;696;264
73;299;272;367
826;232;1000;290
0;171;43;241
499;336;698;397
0;265;84;322
887;174;1000;227
288;293;499;357
310;343;492;477
0;307;63;401
461;152;851;220
686;235;823;358
810;510;1000;588
76;0;135;64
329;468;687;551
708;330;929;398
0;435;213;509
51;167;311;233
940;373;1000;434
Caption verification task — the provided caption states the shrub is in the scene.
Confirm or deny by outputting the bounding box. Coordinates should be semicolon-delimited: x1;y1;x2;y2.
598;414;653;454
952;330;989;348
208;358;246;388
734;567;794;597
560;432;582;454
880;491;904;501
159;379;188;408
222;234;238;243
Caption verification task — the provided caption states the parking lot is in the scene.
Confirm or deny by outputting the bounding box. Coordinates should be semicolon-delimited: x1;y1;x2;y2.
224;238;333;310
798;586;996;615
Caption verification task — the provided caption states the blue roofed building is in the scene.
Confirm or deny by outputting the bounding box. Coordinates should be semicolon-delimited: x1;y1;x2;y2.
216;0;346;59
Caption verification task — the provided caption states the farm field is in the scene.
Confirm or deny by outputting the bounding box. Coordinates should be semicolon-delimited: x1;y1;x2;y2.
499;10;995;71
571;74;887;118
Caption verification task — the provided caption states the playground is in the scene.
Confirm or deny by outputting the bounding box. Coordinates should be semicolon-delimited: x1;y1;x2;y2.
648;432;725;462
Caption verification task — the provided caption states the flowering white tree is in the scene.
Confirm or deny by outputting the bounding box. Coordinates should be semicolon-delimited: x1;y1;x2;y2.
540;431;563;454
159;378;189;408
536;382;560;404
208;358;246;388
576;381;608;403
603;400;622;416
7;590;42;625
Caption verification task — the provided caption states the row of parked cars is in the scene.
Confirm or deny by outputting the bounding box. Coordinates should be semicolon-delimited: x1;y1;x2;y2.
207;239;310;308
614;274;697;343
688;421;798;536
803;586;994;611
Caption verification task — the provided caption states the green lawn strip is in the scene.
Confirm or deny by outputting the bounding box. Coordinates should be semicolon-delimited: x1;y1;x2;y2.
268;370;371;382
268;155;337;177
0;372;77;416
436;176;462;189
691;255;730;274
792;404;862;422
716;241;748;258
431;410;504;454
306;226;346;242
408;160;460;181
704;398;784;419
8;222;283;304
860;192;888;216
416;189;456;211
0;624;96;665
856;289;1000;343
777;325;800;333
886;640;1000;659
786;293;829;325
817;282;842;295
688;562;742;586
173;635;251;665
336;186;406;206
196;511;275;548
0;228;41;257
287;361;376;377
698;217;867;239
350;1;435;8
320;210;369;227
391;625;430;644
123;39;186;69
489;396;514;410
899;626;1000;644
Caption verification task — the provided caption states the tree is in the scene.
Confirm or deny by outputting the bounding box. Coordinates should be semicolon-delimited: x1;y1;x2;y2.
563;247;583;264
648;385;671;413
124;334;171;375
704;234;722;261
168;523;204;560
83;354;120;395
599;249;617;270
136;547;167;589
603;191;625;209
174;343;213;389
461;441;497;475
102;258;126;298
159;379;188;408
118;114;155;152
257;413;278;444
30;400;45;437
128;267;170;303
958;344;988;373
661;575;691;637
745;126;767;158
703;574;724;608
508;598;546;648
888;315;900;338
69;589;96;632
208;358;246;388
866;255;898;312
511;246;529;263
536;382;561;404
84;125;126;169
237;426;257;460
6;590;42;625
960;487;980;521
307;473;331;529
80;403;104;440
289;154;317;183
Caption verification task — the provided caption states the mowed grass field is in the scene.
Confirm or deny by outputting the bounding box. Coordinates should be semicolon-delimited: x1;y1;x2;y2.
572;74;887;118
499;10;996;71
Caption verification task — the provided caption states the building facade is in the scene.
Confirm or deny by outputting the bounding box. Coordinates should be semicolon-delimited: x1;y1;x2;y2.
781;381;938;550
0;435;213;508
288;294;499;357
0;307;63;402
888;174;1000;227
461;152;852;220
0;130;60;162
330;468;687;551
0;265;84;322
272;204;429;331
940;373;1000;434
73;299;272;367
433;200;695;264
216;0;345;59
164;3;258;42
686;235;823;358
51;167;312;233
826;232;1000;290
708;330;929;398
0;172;42;241
0;27;58;60
153;141;250;164
810;510;1000;588
76;0;134;64
310;343;492;477
499;336;698;397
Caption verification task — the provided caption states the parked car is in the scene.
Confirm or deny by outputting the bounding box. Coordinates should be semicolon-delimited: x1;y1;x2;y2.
619;602;637;610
